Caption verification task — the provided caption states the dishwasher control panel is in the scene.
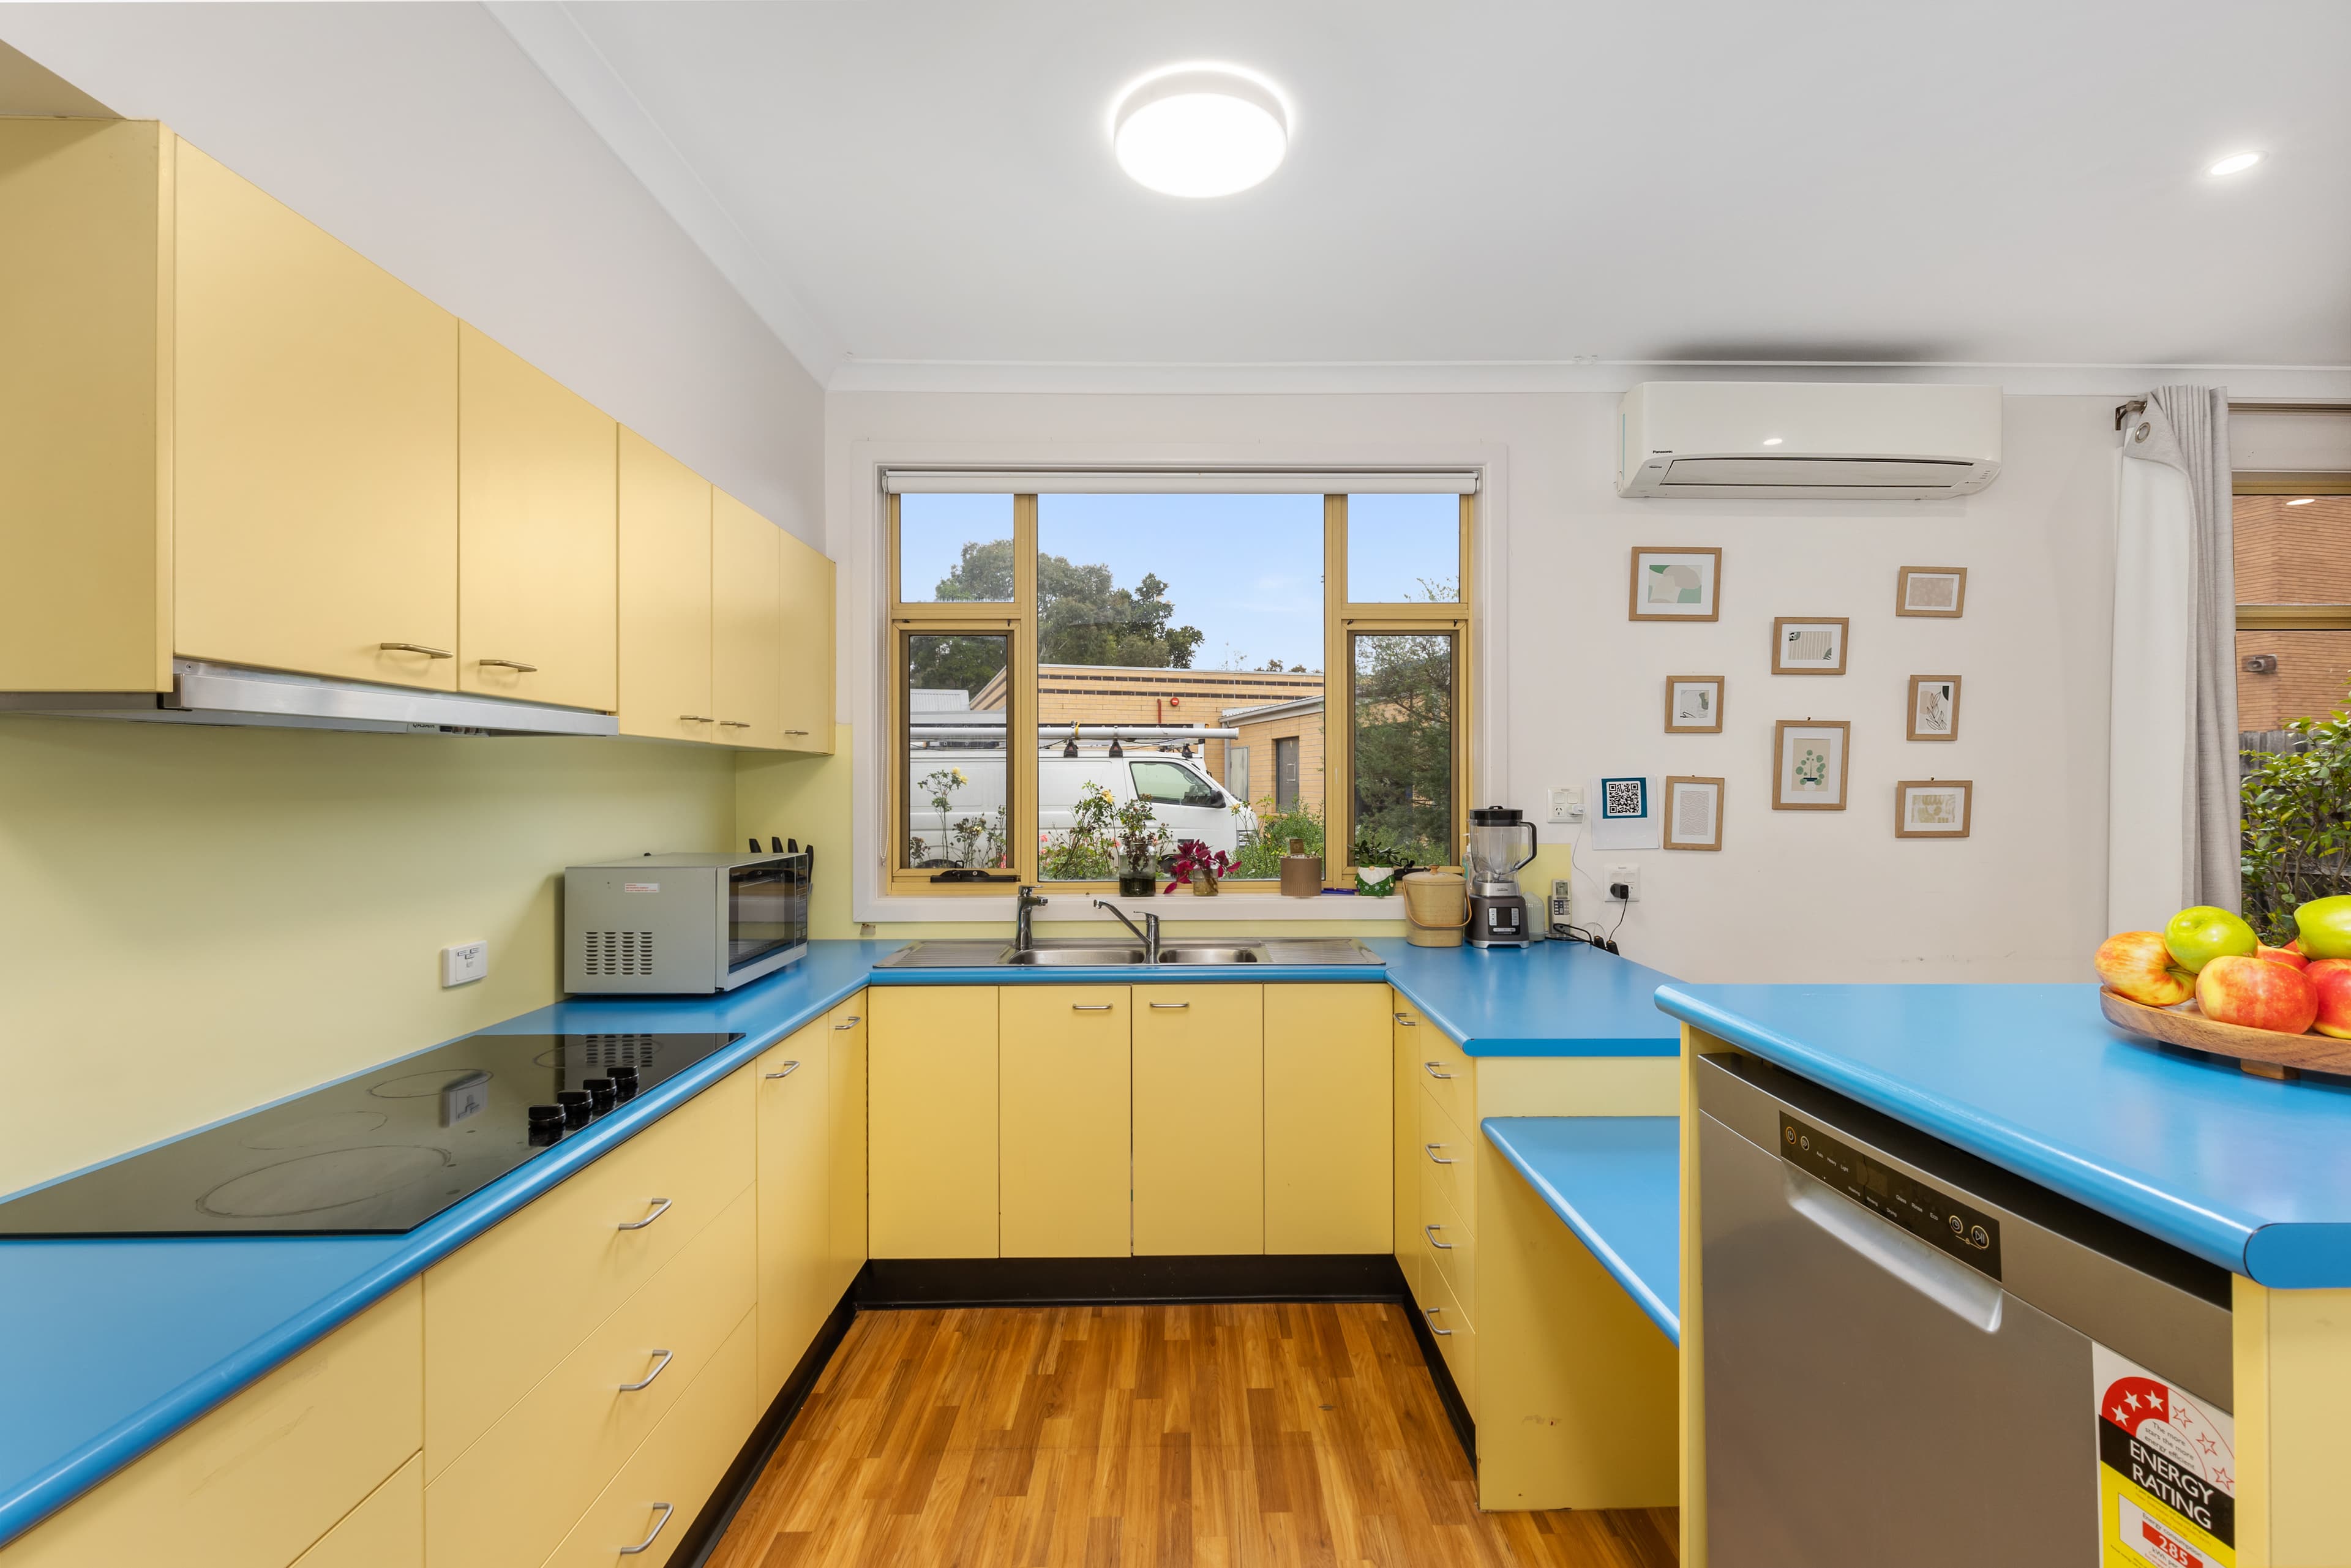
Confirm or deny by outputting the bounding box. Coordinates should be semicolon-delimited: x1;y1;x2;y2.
1779;1112;2003;1280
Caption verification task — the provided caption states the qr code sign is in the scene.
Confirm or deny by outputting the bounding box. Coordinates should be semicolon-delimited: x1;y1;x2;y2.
1602;778;1647;819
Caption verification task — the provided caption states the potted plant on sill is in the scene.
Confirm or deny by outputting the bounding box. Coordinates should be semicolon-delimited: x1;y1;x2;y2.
1114;795;1168;898
1166;839;1235;896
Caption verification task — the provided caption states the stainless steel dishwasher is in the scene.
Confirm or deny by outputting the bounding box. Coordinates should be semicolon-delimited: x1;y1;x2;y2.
1697;1049;2237;1568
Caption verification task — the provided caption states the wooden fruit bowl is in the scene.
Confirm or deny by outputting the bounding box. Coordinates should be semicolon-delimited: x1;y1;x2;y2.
2099;988;2351;1079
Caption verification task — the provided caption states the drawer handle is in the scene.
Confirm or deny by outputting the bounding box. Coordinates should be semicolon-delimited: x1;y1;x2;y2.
834;1016;860;1030
1071;1003;1114;1011
765;1060;801;1079
617;1348;673;1392
476;657;538;672
617;1197;672;1231
378;642;452;659
718;719;752;729
1395;1015;1417;1027
1424;1307;1454;1337
1422;1062;1454;1080
785;728;811;735
679;714;714;723
619;1502;675;1555
1425;1224;1454;1250
1148;1001;1190;1010
1423;1143;1455;1165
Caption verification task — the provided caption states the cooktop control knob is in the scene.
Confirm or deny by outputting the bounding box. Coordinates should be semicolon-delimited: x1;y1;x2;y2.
555;1090;591;1128
527;1104;564;1146
584;1078;615;1113
610;1065;641;1100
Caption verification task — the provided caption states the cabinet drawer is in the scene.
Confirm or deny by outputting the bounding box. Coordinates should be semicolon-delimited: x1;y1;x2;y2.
1418;1161;1477;1327
542;1311;756;1568
0;1283;421;1568
291;1452;420;1568
424;1068;752;1475
1419;1262;1477;1422
1415;1086;1477;1232
424;1190;754;1568
1397;999;1474;1130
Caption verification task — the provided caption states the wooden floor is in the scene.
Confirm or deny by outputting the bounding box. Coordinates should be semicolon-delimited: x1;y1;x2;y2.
706;1303;1678;1568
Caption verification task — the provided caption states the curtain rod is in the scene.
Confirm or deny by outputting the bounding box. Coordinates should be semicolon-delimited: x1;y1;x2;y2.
2114;398;2351;432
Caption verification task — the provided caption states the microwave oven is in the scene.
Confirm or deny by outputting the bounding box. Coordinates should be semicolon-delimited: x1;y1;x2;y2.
563;850;810;994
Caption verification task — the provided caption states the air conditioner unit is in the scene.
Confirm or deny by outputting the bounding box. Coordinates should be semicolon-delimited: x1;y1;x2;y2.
1616;382;2001;500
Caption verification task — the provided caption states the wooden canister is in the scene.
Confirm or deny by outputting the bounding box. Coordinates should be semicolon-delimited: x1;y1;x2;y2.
1280;837;1320;898
1401;869;1471;947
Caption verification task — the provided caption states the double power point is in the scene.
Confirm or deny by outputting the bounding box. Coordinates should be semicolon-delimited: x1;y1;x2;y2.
1604;865;1642;903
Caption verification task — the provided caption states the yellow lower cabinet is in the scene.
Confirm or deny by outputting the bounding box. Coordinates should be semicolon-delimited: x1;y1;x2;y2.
1420;1258;1478;1422
825;997;868;1299
293;1453;421;1568
756;1024;831;1408
1133;984;1263;1255
0;1283;422;1568
1420;1166;1479;1326
869;987;999;1257
1417;1085;1478;1229
423;1191;754;1568
1265;985;1392;1253
542;1313;757;1568
1394;1001;1425;1288
999;986;1132;1258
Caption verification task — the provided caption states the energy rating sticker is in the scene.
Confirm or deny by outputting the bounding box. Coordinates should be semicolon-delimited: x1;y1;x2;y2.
2096;1344;2234;1568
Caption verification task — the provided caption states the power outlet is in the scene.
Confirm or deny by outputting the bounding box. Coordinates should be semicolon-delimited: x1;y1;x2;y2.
1549;787;1584;823
1605;864;1641;903
441;940;488;988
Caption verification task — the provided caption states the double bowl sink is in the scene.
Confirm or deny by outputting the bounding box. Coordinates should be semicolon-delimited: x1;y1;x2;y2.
876;937;1380;970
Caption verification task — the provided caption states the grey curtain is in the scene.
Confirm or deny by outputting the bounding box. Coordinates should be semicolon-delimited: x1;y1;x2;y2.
2124;386;2239;910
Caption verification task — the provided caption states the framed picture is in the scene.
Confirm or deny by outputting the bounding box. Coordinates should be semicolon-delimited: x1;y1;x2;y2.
1771;617;1850;675
1665;675;1725;733
1907;675;1962;741
1772;719;1850;810
1897;566;1968;618
1664;775;1724;850
1896;779;1973;838
1629;547;1722;622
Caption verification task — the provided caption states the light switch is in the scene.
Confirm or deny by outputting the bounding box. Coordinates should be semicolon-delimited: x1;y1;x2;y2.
441;941;488;987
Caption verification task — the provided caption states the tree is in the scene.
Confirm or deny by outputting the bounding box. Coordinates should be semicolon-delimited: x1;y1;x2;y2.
1351;629;1455;866
911;541;1204;685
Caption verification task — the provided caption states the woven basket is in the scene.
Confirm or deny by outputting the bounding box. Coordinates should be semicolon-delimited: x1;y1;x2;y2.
1401;870;1470;947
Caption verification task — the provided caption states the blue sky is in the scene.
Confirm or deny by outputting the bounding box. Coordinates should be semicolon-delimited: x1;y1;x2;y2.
899;491;1457;671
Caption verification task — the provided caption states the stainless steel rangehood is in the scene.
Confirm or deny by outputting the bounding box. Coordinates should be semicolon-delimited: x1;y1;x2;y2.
0;660;619;737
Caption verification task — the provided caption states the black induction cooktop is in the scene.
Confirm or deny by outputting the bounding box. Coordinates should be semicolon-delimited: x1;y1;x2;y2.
0;1030;743;1239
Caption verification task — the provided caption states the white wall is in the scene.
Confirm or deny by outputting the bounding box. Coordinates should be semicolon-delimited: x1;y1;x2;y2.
0;2;823;543
826;389;2118;984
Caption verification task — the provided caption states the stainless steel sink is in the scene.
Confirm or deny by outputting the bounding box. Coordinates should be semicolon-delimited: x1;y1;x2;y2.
1000;945;1148;966
874;936;1376;969
1153;945;1263;964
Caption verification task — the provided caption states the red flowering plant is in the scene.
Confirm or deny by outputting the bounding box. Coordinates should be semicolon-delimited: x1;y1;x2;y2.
1164;838;1234;893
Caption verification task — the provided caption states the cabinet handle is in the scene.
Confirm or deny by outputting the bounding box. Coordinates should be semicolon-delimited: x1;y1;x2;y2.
1425;1223;1454;1250
476;657;538;673
1424;1307;1454;1337
1148;1001;1190;1010
378;642;452;659
1423;1143;1455;1165
833;1018;860;1030
617;1348;673;1392
1395;1015;1417;1027
617;1197;672;1231
618;1502;674;1555
719;719;752;729
1071;1003;1114;1011
1422;1062;1454;1080
765;1060;801;1079
679;715;714;723
784;728;811;735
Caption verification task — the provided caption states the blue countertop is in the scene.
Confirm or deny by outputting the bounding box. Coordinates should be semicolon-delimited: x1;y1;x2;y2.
1;934;1673;1545
1481;1117;1681;1343
1655;980;2351;1288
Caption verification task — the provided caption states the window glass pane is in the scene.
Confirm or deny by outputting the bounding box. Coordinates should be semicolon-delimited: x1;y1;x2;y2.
1033;494;1324;882
1351;631;1455;868
903;633;1010;871
898;493;1014;603
2237;630;2351;735
1346;492;1461;603
2235;494;2351;606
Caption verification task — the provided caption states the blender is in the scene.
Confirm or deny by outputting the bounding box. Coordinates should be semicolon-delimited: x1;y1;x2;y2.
1463;805;1538;948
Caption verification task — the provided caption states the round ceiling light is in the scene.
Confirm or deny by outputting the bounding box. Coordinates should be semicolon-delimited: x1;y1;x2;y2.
2207;151;2262;177
1112;65;1289;198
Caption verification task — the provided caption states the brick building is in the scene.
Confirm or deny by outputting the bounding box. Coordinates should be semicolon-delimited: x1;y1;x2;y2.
1223;697;1325;819
2233;495;2351;731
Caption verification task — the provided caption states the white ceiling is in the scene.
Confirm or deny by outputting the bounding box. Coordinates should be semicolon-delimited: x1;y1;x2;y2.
503;0;2351;381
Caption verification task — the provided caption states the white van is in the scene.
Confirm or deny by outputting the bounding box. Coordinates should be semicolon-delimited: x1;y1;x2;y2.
906;749;1256;867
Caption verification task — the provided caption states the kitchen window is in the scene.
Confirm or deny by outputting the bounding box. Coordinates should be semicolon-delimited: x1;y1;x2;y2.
2233;481;2351;734
883;481;1473;893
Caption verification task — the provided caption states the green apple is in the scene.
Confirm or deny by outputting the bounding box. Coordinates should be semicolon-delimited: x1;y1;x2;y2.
2295;896;2351;961
2163;906;2258;973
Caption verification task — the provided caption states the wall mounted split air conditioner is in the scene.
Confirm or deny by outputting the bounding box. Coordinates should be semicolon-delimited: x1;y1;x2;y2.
1616;382;2001;500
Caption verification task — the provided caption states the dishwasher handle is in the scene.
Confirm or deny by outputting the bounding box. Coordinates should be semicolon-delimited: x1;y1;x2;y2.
1782;1164;2004;1334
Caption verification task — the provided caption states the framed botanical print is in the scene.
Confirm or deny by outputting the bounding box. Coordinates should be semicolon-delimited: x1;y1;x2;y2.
1665;675;1724;733
1629;547;1722;621
1907;675;1961;740
1772;719;1850;810
1664;775;1725;850
1896;779;1973;838
1771;617;1850;675
1897;566;1968;618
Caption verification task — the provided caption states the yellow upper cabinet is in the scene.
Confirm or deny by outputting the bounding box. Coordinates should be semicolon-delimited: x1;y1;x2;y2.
174;140;459;689
777;528;834;753
617;429;714;742
712;489;783;749
456;324;617;711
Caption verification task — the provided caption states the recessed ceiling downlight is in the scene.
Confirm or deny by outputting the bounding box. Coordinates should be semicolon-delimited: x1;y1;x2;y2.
1112;65;1288;198
2207;151;2262;177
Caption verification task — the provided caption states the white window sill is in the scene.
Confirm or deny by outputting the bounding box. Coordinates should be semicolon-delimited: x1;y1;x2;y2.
852;890;1412;924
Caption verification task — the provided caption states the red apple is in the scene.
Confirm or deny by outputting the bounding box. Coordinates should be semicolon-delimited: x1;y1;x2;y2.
2308;959;2351;1041
2197;955;2319;1035
2259;944;2310;970
2095;932;2194;1007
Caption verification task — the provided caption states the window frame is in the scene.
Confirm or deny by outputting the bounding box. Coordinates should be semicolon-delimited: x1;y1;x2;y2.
885;487;1475;896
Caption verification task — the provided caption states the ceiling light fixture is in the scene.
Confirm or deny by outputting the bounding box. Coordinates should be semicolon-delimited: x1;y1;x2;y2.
2206;151;2262;177
2287;497;2317;506
1111;63;1289;198
1761;437;1784;446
